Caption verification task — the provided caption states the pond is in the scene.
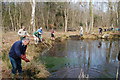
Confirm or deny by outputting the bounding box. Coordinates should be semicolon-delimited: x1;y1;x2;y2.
40;39;120;78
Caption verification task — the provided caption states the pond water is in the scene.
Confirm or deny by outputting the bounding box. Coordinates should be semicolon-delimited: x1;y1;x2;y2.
40;39;120;78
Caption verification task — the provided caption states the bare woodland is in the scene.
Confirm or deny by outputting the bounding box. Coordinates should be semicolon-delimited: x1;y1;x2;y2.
2;1;120;33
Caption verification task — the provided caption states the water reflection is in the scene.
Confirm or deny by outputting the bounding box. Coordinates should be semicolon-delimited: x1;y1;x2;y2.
98;41;102;48
41;39;120;78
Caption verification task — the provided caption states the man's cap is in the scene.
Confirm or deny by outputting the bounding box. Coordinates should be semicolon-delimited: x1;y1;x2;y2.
22;37;30;41
40;27;42;29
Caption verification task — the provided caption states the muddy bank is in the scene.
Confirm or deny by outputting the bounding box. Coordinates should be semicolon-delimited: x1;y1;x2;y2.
69;33;120;40
1;32;69;79
1;31;67;78
2;42;51;79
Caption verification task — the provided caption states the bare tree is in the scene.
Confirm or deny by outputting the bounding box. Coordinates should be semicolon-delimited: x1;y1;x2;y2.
8;3;14;31
30;0;36;32
2;2;119;32
64;8;68;32
89;0;94;32
118;1;120;28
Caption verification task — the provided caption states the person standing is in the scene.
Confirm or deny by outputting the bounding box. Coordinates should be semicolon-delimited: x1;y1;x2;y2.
51;28;55;40
33;31;41;44
9;38;30;77
37;27;43;34
80;26;83;36
37;27;43;42
98;28;103;34
18;27;29;40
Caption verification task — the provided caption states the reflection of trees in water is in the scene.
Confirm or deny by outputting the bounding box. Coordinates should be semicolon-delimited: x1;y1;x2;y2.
49;42;66;56
98;42;102;48
118;51;120;61
117;41;120;80
47;39;120;78
86;40;92;69
118;48;120;80
111;40;119;61
106;40;120;63
105;40;120;63
106;40;112;63
118;62;120;80
83;41;86;68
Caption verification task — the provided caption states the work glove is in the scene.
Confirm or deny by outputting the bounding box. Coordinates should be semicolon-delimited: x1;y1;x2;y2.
24;58;30;62
20;54;30;62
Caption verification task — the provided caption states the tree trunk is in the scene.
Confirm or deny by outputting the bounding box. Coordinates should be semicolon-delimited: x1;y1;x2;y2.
71;10;74;28
85;20;88;33
19;7;22;28
42;11;45;28
64;8;68;32
9;4;14;31
115;3;118;27
118;1;120;28
46;6;50;30
110;2;113;27
89;0;94;32
14;2;17;31
31;0;36;33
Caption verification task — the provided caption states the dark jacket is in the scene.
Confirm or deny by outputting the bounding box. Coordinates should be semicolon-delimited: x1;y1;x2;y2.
9;41;27;59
